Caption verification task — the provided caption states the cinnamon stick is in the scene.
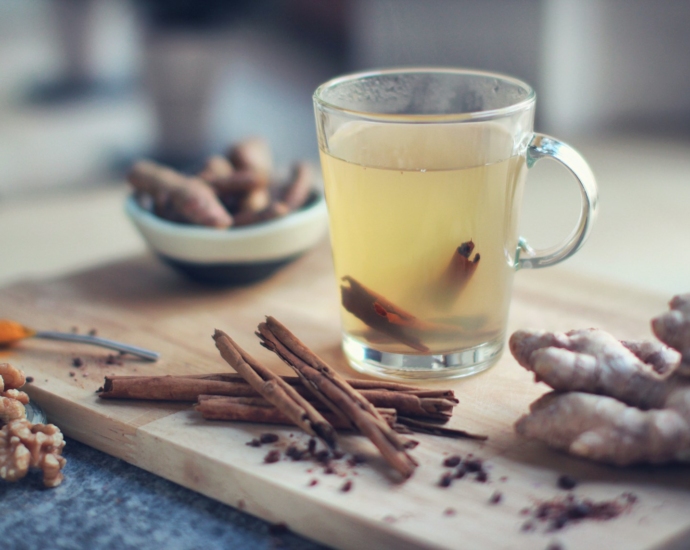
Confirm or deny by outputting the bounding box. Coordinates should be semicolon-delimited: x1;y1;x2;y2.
196;395;397;429
257;316;418;479
395;417;488;441
97;373;456;399
212;329;338;449
97;373;256;401
97;373;456;420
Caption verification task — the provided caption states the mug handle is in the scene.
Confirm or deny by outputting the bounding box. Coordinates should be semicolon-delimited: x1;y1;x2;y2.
515;133;599;270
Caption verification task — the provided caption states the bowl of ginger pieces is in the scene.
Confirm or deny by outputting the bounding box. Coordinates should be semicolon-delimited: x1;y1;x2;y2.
126;138;328;284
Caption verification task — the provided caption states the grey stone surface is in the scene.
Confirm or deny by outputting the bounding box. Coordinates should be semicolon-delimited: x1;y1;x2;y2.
0;437;330;550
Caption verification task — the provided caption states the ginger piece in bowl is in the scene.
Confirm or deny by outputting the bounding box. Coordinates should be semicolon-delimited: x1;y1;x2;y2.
129;137;318;231
128;160;233;228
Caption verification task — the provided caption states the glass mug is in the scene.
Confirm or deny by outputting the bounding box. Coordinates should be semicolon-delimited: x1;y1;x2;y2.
313;68;597;380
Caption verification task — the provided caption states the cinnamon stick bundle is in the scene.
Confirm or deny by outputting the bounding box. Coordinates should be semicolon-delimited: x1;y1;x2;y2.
196;395;398;429
195;395;486;439
98;373;457;420
257;316;418;479
212;330;338;449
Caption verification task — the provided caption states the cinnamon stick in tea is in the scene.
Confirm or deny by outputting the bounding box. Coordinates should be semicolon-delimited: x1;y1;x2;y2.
257;316;418;479
435;240;480;304
212;329;338;449
341;276;460;353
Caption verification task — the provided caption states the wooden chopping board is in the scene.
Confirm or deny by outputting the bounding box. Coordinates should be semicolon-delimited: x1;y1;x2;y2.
1;240;689;550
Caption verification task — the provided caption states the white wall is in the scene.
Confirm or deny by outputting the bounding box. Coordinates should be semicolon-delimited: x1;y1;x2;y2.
351;0;690;137
351;0;541;89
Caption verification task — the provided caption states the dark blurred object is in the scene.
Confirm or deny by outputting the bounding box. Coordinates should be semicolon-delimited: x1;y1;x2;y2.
280;0;351;69
135;0;260;170
137;0;255;29
135;0;351;170
25;0;132;105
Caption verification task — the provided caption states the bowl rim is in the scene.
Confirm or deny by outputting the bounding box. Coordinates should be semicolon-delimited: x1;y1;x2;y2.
125;191;327;241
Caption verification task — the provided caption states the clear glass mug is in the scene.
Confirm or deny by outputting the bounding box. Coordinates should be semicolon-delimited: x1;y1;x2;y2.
313;68;597;380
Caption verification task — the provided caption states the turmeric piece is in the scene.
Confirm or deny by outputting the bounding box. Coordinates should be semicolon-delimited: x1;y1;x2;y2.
511;293;690;466
0;320;35;347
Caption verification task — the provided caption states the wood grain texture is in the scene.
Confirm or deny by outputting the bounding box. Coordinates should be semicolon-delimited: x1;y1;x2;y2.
1;240;689;550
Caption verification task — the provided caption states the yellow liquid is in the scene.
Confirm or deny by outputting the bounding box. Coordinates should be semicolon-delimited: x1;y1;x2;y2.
321;122;527;355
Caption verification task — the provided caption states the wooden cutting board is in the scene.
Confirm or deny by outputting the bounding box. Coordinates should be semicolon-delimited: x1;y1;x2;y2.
2;240;689;550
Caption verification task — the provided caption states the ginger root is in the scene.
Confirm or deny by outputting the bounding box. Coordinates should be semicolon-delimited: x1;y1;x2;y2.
511;294;690;466
652;294;690;373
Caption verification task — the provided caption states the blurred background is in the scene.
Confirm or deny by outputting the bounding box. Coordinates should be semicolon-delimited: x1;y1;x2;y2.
2;0;690;291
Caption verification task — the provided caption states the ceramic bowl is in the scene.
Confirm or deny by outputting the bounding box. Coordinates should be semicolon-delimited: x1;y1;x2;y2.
125;192;329;285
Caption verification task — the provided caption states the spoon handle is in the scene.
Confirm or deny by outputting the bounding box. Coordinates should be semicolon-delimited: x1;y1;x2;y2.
34;331;160;362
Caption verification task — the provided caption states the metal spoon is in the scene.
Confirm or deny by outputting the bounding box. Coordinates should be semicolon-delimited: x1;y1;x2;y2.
0;320;160;362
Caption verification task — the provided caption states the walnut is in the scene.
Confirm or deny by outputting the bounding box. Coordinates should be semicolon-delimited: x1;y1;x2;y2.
0;363;28;426
2;389;30;404
0;419;66;487
1;395;26;425
0;363;26;392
